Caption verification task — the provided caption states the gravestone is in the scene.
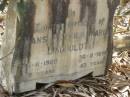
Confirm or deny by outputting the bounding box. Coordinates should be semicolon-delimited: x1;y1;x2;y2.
2;0;119;93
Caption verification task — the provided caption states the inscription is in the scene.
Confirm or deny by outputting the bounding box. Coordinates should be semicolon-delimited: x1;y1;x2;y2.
32;29;107;44
79;50;107;69
27;50;107;76
28;58;57;74
32;36;48;44
24;14;108;80
35;22;107;35
49;43;85;54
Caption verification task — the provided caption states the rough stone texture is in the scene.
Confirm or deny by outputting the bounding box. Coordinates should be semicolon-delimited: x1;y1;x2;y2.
2;0;119;93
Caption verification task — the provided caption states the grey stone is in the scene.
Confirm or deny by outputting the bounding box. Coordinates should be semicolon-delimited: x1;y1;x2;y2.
2;0;119;93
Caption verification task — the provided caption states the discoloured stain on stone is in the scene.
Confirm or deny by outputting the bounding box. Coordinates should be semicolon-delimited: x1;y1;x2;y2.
11;0;36;91
106;0;119;72
51;0;70;51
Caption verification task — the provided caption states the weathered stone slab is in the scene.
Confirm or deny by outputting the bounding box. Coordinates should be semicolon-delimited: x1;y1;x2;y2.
2;0;119;93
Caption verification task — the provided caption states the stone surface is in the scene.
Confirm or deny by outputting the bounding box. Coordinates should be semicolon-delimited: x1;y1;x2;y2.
2;0;119;93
